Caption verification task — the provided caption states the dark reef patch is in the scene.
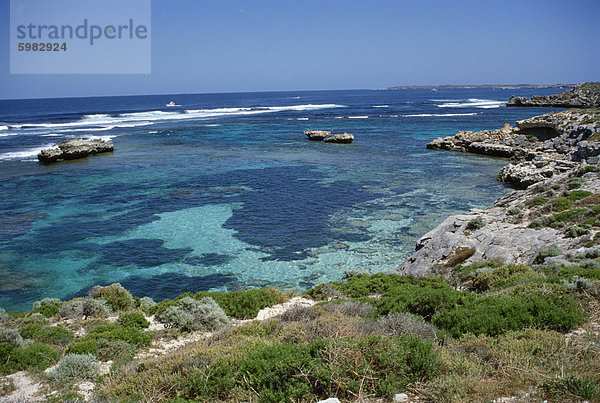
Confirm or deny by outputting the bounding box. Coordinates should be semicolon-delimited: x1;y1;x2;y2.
87;239;193;268
184;253;233;267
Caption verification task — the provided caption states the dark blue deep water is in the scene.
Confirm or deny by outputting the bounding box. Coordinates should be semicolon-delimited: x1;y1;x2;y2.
0;88;566;310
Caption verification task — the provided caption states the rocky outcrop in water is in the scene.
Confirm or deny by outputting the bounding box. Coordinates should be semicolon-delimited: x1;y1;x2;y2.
304;131;354;144
37;138;114;163
304;130;331;141
323;133;354;144
507;82;600;108
427;109;600;188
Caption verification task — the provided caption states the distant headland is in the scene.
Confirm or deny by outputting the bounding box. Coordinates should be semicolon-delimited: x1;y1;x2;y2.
387;83;574;90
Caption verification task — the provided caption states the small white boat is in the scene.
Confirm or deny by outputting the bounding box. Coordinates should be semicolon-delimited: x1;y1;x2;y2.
431;88;438;92
166;101;177;107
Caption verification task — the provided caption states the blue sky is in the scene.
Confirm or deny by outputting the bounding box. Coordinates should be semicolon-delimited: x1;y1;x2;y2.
1;0;599;99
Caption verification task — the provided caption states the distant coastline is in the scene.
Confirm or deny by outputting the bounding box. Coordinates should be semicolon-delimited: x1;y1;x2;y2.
388;83;574;90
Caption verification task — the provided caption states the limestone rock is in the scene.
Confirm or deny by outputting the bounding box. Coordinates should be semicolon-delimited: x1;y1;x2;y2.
304;130;331;141
507;82;600;108
38;138;114;163
324;133;354;144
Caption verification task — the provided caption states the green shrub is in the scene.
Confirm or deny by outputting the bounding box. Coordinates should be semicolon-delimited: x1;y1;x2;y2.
66;339;99;355
194;288;286;319
89;284;134;312
552;198;573;212
96;338;136;362
531;197;549;206
542;375;600;400
19;324;74;346
565;190;593;202
47;354;99;383
377;312;438;340
59;299;112;319
118;312;149;329
0;327;23;347
31;298;61;318
1;342;60;374
566;225;590;238
471;264;545;291
466;217;486;230
376;281;458;319
566;178;585;189
157;297;229;331
552;208;584;224
158;306;194;331
85;323;152;347
577;166;600;176
139;296;156;313
535;244;563;264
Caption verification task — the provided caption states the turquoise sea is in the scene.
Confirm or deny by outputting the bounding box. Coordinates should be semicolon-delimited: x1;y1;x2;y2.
0;88;565;311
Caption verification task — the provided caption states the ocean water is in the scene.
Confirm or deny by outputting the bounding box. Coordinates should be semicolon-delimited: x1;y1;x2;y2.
0;88;565;311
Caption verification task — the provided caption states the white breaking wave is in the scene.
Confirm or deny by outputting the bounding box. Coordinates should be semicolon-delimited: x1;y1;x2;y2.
296;118;309;120
7;104;345;135
372;105;389;108
347;115;369;119
437;98;504;109
0;144;55;161
403;113;478;117
0;125;8;131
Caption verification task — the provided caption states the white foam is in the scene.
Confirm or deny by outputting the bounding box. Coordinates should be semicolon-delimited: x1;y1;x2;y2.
403;113;478;117
0;125;8;131
0;144;54;161
347;115;369;119
5;104;345;137
436;99;504;109
334;116;344;119
0;133;18;137
296;117;309;120
372;105;389;108
40;133;64;137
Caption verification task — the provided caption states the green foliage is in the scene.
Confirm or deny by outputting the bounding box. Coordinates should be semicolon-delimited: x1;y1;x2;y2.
59;298;112;319
0;327;23;347
376;281;458;319
577;165;600;176
31;298;62;318
466;216;486;230
118;312;149;329
535;244;563;264
552;208;585;224
96;338;136;362
565;225;590;238
19;324;74;346
565;190;593;202
67;323;152;356
66;339;99;356
48;354;99;383
471;264;545;291
194;288;286;319
157;297;229;331
89;283;134;312
542;375;600;400
182;336;439;401
0;342;60;375
531;196;549;206
552;197;573;212
139;296;156;313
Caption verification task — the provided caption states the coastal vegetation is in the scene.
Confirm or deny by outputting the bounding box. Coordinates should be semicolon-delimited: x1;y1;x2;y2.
0;264;598;401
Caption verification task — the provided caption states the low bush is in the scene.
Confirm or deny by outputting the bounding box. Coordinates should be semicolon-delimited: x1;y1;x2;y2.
89;284;134;312
531;197;549;206
377;312;438;340
0;342;60;375
47;354;99;383
471;264;545;291
31;298;62;318
118;312;149;329
59;299;112;319
96;338;136;362
535;244;563;264
66;339;98;355
552;197;573;212
19;324;74;346
466;217;486;230
0;327;23;347
157;297;229;331
194;288;286;319
139;296;156;313
565;190;593;202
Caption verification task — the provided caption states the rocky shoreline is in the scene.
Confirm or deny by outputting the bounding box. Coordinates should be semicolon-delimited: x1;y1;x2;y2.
400;107;600;276
507;82;600;108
